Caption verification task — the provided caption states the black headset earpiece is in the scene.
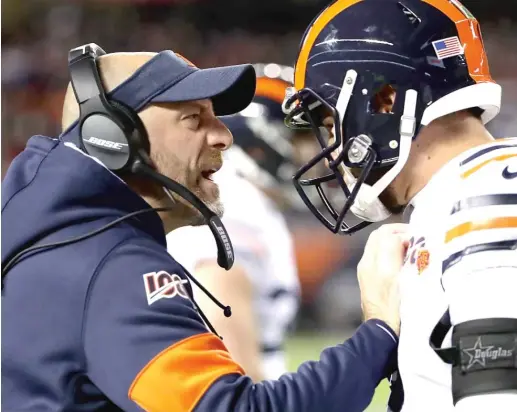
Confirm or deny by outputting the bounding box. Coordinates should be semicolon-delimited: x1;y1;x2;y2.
109;99;151;165
68;43;150;173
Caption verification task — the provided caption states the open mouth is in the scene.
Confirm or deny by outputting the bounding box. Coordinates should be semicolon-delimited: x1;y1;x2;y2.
200;168;219;182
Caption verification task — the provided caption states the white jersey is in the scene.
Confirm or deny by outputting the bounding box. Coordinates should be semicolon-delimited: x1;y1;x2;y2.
166;167;300;380
396;140;517;411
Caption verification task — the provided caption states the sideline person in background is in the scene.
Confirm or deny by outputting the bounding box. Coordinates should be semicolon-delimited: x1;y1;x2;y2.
167;63;312;382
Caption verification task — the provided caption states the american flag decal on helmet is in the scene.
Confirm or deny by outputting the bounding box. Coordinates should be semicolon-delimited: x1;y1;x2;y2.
432;36;464;60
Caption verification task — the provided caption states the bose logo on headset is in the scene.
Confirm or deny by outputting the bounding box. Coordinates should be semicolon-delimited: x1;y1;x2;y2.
216;225;233;260
84;137;128;151
210;219;233;261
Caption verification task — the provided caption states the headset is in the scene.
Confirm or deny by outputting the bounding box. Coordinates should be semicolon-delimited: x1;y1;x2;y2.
2;43;235;281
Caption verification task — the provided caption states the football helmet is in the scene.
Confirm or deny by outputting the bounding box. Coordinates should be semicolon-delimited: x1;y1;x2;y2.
222;63;318;209
284;0;501;234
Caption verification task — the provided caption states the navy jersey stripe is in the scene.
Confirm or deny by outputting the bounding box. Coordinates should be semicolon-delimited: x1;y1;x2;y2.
459;144;517;166
451;194;517;215
442;240;517;272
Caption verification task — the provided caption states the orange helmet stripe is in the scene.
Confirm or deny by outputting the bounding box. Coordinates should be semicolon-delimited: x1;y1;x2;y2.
295;0;493;90
255;77;291;104
422;0;493;83
294;0;362;91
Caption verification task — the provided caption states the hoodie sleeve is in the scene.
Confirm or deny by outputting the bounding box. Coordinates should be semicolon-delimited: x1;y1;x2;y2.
83;236;397;412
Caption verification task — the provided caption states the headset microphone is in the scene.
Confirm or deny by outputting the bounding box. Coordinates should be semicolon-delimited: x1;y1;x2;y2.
131;161;234;269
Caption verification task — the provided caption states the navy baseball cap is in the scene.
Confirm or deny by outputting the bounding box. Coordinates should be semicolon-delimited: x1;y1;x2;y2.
106;50;257;116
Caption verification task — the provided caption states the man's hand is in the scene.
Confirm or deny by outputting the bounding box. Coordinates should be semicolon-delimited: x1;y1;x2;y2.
357;223;410;336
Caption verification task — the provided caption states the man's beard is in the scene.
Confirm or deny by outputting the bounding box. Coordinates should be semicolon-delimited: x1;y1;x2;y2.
153;150;225;227
184;183;225;226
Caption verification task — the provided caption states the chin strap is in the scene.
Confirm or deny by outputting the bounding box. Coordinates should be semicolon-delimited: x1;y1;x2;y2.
343;89;418;222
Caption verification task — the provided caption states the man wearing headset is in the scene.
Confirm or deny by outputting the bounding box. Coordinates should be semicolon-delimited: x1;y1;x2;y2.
2;45;403;412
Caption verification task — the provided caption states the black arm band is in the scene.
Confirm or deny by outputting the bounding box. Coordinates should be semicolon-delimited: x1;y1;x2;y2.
450;318;517;405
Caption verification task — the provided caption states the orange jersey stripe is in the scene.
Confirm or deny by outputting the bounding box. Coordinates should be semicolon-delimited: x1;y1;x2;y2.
294;0;362;91
129;333;244;412
255;77;290;104
445;217;517;243
422;0;492;83
461;153;517;179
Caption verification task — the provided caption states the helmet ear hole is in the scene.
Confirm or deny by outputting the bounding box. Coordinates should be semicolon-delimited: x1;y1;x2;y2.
371;84;397;114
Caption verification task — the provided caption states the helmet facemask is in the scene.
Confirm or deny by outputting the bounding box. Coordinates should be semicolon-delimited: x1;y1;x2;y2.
284;69;418;234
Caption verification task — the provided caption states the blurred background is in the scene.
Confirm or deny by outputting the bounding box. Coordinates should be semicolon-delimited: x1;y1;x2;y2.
2;0;517;410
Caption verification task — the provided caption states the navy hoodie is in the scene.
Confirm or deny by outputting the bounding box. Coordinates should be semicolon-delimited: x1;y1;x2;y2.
2;135;397;412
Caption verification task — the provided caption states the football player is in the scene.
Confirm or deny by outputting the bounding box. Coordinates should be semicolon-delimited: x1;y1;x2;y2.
284;0;517;410
167;63;308;381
